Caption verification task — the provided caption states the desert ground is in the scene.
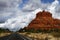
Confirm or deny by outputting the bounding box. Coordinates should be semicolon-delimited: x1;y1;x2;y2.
0;32;60;40
20;32;60;40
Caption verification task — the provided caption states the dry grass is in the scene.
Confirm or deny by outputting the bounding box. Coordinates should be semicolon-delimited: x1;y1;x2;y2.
20;32;60;40
0;32;60;40
0;33;11;37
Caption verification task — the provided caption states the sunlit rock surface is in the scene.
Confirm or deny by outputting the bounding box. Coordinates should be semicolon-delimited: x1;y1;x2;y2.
25;10;60;30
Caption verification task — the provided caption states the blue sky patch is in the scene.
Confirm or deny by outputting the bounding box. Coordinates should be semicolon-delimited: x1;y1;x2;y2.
19;0;29;8
41;0;54;3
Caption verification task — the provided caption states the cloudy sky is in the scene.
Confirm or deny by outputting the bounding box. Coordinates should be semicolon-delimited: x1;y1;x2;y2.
0;0;60;31
0;0;60;23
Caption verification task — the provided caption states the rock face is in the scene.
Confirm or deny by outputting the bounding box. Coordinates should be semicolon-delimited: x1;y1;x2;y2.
25;10;60;30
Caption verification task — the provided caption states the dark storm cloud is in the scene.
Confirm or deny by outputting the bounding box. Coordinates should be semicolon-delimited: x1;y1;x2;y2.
0;2;7;11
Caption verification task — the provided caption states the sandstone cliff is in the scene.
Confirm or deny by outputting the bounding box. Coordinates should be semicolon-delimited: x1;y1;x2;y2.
25;10;60;30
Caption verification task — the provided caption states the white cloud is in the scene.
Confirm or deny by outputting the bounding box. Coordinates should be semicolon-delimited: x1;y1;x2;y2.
22;0;50;12
47;0;60;19
0;0;22;22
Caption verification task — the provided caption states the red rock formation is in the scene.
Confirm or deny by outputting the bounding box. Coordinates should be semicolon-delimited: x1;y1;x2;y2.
25;10;60;30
